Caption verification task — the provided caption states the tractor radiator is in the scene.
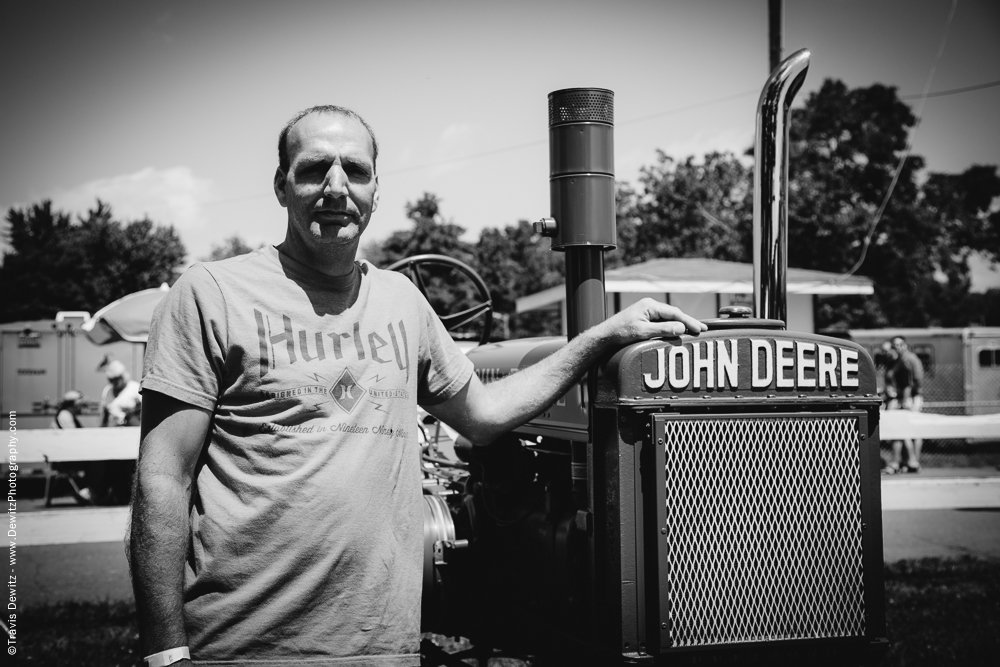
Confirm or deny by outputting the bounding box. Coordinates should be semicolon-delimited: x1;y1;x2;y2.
652;411;869;648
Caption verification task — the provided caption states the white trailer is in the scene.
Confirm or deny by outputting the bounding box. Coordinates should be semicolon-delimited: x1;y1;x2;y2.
849;327;1000;416
1;313;144;430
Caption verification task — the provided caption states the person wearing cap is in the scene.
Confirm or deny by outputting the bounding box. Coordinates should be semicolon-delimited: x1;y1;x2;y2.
129;105;706;667
50;390;95;503
52;390;84;429
101;360;142;427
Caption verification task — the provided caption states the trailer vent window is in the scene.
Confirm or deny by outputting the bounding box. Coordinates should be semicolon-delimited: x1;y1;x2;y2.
660;414;865;647
17;331;41;348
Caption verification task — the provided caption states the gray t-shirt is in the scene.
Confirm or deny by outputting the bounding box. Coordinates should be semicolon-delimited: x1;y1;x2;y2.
142;246;474;666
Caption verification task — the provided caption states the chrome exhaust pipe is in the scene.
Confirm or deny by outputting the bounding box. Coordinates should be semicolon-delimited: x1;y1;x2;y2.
753;48;810;324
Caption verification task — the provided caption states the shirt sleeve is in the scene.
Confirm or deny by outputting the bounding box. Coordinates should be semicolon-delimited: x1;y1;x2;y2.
141;264;229;411
410;283;475;407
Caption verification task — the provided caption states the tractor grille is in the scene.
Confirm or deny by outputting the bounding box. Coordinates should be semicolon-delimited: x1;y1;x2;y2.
657;413;866;648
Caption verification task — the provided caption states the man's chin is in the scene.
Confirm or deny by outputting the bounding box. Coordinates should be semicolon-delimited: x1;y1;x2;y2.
308;222;362;243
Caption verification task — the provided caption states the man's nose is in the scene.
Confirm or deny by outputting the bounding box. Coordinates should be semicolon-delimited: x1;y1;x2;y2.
322;165;349;198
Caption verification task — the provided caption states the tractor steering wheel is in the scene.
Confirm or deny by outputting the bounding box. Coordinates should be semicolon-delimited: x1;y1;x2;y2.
386;254;494;346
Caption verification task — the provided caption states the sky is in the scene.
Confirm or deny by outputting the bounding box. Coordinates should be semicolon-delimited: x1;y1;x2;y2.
2;0;999;289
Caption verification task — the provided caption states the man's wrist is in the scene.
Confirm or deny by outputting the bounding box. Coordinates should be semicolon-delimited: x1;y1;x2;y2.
143;646;190;667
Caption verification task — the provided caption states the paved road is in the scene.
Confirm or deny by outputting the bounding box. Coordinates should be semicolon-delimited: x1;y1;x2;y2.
15;474;1000;606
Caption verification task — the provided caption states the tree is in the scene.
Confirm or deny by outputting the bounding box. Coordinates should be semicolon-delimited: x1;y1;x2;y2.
0;200;186;322
475;220;564;338
202;235;261;262
618;151;753;264
620;78;999;329
374;193;488;340
378;193;475;266
787;79;1000;328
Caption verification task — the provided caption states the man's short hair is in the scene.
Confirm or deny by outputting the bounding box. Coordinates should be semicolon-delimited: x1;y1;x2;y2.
277;105;379;174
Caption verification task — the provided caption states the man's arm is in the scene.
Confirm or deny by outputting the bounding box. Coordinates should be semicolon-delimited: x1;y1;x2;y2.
908;353;924;398
426;299;706;445
100;387;110;427
128;390;212;661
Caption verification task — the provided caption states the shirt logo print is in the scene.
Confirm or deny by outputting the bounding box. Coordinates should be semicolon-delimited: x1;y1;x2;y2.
330;369;366;413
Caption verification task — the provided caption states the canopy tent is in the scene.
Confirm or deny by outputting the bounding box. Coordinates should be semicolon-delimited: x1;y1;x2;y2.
81;284;170;345
516;258;875;313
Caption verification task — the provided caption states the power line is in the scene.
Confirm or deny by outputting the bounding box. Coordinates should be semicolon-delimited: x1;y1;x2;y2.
201;68;996;209
379;89;761;177
900;78;1000;100
201;89;764;205
834;0;959;283
380;139;544;177
617;89;760;127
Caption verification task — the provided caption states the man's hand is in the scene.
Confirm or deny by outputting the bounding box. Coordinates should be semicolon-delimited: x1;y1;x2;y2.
596;298;707;346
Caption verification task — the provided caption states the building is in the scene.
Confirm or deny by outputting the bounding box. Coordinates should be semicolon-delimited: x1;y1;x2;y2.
516;257;874;334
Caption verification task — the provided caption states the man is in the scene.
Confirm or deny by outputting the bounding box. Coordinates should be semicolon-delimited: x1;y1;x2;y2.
129;105;706;667
101;360;142;427
890;335;925;472
875;340;898;409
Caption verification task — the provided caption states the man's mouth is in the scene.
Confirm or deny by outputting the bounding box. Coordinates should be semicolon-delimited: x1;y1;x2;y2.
313;210;357;224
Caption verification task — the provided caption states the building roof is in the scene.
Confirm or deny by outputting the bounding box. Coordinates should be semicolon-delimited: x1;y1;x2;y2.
517;258;874;313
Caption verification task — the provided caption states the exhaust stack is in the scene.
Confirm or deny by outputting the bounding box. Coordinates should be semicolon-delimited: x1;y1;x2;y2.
753;49;810;324
541;88;616;339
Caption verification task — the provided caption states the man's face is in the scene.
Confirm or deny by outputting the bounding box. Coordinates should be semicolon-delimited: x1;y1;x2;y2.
891;337;907;354
109;373;127;392
274;112;379;254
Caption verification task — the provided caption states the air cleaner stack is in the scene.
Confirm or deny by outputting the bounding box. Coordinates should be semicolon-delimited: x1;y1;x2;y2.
542;88;617;338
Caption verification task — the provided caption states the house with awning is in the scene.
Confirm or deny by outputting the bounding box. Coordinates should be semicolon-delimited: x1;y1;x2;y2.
515;258;875;334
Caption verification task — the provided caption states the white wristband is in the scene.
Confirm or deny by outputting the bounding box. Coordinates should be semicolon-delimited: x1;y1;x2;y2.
143;646;191;667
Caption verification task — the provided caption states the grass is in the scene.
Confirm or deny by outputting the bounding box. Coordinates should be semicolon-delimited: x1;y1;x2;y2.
882;557;1000;666
13;558;1000;666
15;600;140;666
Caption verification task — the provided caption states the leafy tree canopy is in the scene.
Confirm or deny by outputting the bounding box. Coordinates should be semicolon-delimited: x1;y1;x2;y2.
375;193;491;340
621;151;754;264
202;235;262;262
378;193;475;266
0;200;186;322
788;79;999;328
619;78;999;329
475;219;564;338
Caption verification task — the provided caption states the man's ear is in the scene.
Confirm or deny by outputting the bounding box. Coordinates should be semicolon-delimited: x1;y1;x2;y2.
273;168;288;207
372;175;380;213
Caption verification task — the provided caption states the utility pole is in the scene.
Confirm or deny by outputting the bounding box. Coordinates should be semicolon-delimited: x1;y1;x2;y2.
769;0;783;73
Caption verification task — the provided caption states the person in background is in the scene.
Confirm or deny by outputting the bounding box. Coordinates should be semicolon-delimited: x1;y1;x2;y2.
891;335;925;473
52;389;84;429
875;340;898;410
101;360;142;427
877;341;906;475
50;389;93;503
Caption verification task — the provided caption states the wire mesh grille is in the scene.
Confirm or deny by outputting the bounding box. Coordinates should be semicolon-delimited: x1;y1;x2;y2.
660;414;866;647
548;89;614;126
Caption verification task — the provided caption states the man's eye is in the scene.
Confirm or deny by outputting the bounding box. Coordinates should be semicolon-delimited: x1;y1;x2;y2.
347;165;371;179
296;165;326;181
